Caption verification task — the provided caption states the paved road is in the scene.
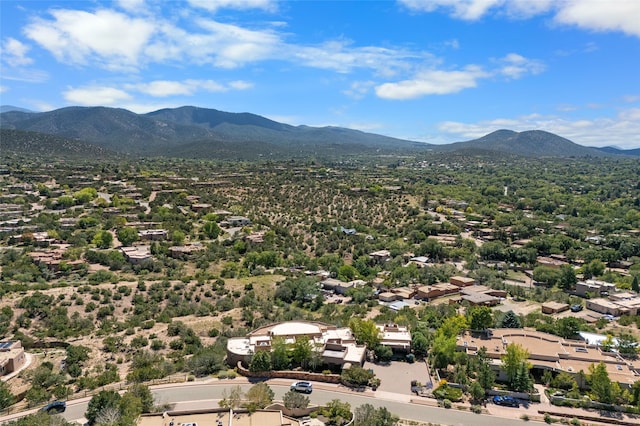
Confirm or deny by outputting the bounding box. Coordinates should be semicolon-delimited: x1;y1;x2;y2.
51;381;539;426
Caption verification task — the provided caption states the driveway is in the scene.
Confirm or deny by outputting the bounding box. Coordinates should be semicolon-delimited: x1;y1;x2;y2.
363;359;429;395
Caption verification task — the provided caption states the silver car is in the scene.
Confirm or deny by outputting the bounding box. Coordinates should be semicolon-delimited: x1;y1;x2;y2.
290;381;313;393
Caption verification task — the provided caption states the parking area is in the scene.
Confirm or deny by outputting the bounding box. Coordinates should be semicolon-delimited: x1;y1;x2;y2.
363;359;430;395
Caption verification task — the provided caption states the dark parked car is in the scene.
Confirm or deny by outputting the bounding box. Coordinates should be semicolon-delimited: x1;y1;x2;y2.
570;304;583;312
40;401;66;414
492;395;519;407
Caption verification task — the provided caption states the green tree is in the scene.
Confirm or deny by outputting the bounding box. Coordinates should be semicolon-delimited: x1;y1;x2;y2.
249;350;272;372
126;384;154;413
601;334;615;352
91;230;113;249
511;360;533;392
86;390;121;425
582;259;605;279
116;227;139;247
532;266;560;286
353;403;399;426
270;336;290;370
0;380;15;410
283;390;310;409
341;366;375;387
632;275;639;293
202;221;221;239
558;265;577;290
500;310;522;328
617;333;638;359
291;337;312;368
555;316;582;339
349;318;381;349
588;362;619;404
321;399;352;425
374;345;393;363
219;385;243;409
501;343;530;384
5;412;74;425
74;187;97;204
411;331;429;358
245;382;274;412
171;230;185;245
469;380;485;402
467;306;493;331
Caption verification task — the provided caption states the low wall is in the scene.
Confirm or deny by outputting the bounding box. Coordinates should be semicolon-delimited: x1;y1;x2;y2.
237;362;342;384
266;402;319;418
486;389;540;402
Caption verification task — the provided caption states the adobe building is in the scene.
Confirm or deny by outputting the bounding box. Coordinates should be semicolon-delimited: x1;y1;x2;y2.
227;321;366;369
457;329;639;388
137;408;300;426
376;323;412;352
0;341;26;377
449;276;476;287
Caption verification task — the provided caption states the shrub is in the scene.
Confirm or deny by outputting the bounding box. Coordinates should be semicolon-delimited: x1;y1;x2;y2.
341;366;374;387
521;414;530;421
433;384;463;402
471;405;482;414
442;399;452;409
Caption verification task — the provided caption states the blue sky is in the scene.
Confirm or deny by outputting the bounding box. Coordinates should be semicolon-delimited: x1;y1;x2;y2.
1;0;639;148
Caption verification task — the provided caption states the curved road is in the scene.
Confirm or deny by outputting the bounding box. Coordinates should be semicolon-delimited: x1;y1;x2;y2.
50;381;537;426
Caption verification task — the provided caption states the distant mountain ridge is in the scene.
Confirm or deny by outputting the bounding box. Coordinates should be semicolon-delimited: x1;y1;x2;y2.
1;105;636;159
0;105;428;157
440;129;606;157
0;105;33;113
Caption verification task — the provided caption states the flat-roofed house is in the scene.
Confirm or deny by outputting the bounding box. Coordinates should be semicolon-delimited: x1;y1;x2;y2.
460;292;500;306
137;408;300;426
0;341;26;377
226;321;366;370
586;298;628;316
121;246;153;264
541;301;570;315
321;278;355;295
391;286;416;300
537;256;567;268
225;216;251;227
457;329;639;388
376;323;412;352
449;276;476;287
138;229;168;241
378;292;397;302
416;283;459;300
369;250;391;263
576;280;616;297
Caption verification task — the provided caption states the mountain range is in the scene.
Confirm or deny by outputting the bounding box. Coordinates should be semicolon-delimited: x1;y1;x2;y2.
0;105;637;159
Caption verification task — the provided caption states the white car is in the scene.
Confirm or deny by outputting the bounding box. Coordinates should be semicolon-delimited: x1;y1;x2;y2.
290;381;313;393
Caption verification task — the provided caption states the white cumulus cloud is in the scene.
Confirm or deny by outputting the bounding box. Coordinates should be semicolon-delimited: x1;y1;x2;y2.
187;0;277;13
399;0;640;37
496;53;546;79
554;0;640;38
64;86;132;105
376;66;488;99
23;9;155;70
127;79;252;96
1;37;33;67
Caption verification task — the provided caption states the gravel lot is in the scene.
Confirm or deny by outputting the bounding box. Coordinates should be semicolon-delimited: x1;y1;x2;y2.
364;359;430;395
